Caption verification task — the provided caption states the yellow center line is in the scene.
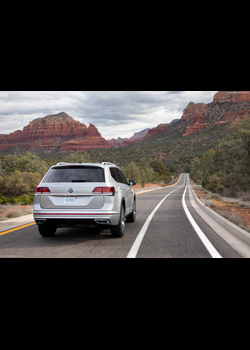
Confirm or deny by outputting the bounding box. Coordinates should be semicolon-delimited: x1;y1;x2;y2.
0;222;36;236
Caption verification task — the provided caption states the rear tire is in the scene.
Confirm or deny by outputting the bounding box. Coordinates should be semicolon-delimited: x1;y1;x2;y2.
111;205;125;237
38;224;57;237
127;198;136;223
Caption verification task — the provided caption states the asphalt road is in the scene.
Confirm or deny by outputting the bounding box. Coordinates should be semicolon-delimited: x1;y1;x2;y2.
0;174;242;258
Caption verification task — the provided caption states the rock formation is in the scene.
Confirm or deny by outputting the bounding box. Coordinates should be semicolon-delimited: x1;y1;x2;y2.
181;102;208;121
141;124;172;141
0;112;110;153
181;91;250;137
213;91;250;104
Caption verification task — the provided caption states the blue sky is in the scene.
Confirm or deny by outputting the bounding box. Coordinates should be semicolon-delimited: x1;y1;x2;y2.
0;91;218;139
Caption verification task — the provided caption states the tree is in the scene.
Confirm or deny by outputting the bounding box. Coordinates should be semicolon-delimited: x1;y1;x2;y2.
151;159;171;183
168;163;177;174
190;114;250;195
0;170;43;197
63;151;91;164
138;157;153;187
2;152;48;174
123;162;140;182
201;172;209;189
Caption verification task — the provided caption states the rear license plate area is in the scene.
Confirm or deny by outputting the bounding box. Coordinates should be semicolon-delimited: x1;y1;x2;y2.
64;197;78;204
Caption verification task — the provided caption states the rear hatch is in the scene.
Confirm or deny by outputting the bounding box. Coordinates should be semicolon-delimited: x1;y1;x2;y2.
39;165;106;210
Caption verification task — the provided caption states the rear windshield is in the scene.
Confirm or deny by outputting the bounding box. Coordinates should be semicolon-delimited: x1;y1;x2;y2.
43;166;105;183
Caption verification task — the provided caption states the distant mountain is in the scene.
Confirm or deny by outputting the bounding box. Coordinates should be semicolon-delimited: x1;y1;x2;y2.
107;128;151;147
108;119;181;147
135;91;250;143
0;112;110;153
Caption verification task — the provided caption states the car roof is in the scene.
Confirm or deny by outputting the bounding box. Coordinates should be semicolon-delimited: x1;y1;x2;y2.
54;162;117;167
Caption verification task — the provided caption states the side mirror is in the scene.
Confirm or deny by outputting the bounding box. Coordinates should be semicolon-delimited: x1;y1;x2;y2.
129;180;136;186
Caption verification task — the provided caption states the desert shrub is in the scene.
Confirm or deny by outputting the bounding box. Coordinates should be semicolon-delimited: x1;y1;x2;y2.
0;195;8;204
206;173;226;194
0;170;42;197
191;114;250;195
205;200;215;208
5;208;21;218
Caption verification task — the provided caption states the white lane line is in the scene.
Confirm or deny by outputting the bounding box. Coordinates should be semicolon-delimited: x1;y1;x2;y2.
127;184;184;258
182;184;222;259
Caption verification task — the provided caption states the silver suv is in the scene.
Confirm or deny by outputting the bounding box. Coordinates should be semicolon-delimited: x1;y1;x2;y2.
34;162;136;237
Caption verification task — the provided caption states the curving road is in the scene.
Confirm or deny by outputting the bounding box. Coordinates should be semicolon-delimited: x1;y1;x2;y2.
0;174;242;258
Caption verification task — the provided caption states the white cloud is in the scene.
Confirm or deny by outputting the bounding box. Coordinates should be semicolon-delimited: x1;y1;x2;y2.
0;91;218;139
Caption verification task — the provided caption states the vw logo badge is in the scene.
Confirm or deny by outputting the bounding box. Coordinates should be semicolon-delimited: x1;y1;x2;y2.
68;188;74;193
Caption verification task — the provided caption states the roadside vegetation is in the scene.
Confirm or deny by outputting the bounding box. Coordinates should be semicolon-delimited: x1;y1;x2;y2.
0;152;48;205
0;204;33;221
190;114;250;233
190;114;250;198
191;183;250;234
0;151;175;207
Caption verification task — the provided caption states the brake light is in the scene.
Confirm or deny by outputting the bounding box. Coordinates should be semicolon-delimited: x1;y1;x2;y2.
35;187;51;193
103;187;115;194
92;187;115;195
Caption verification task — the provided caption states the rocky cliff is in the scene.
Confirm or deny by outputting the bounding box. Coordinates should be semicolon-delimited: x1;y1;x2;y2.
181;91;250;137
213;91;250;104
0;112;110;153
140;124;172;141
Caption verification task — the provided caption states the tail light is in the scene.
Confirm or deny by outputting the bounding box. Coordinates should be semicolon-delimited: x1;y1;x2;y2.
35;187;51;193
92;187;115;195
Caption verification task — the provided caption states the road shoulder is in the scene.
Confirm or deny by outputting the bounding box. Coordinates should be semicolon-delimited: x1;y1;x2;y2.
0;214;35;234
189;185;250;258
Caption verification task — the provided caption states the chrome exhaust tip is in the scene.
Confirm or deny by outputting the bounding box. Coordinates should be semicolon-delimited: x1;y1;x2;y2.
36;219;46;225
94;219;111;225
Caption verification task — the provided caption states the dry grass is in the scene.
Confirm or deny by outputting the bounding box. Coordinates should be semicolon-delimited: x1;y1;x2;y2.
0;204;33;221
205;200;215;208
191;183;250;234
213;208;250;234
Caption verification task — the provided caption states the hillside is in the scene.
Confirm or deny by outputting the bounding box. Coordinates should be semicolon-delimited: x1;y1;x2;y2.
86;122;230;173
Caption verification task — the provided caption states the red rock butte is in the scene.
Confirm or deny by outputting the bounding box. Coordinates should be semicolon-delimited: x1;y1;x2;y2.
213;91;250;104
0;112;110;153
181;91;250;137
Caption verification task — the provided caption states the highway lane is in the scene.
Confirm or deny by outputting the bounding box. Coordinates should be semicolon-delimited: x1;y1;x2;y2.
136;175;241;258
0;174;242;258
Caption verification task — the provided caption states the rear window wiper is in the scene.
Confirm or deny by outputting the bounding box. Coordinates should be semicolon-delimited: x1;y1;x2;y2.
71;180;92;182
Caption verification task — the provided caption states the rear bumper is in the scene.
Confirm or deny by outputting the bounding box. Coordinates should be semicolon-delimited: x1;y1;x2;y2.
33;211;120;227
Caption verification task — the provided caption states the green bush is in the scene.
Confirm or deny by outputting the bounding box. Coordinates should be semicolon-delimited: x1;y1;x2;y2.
0;195;8;204
206;173;226;194
190;114;250;195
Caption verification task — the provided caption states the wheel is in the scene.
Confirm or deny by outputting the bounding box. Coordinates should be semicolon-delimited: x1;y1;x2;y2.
111;205;125;237
127;198;136;223
38;224;57;237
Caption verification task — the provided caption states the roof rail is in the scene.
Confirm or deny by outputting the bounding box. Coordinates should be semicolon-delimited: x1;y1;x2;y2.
102;162;115;166
56;162;70;165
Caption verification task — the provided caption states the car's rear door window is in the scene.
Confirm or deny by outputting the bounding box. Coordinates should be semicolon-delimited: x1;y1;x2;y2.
110;167;128;185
